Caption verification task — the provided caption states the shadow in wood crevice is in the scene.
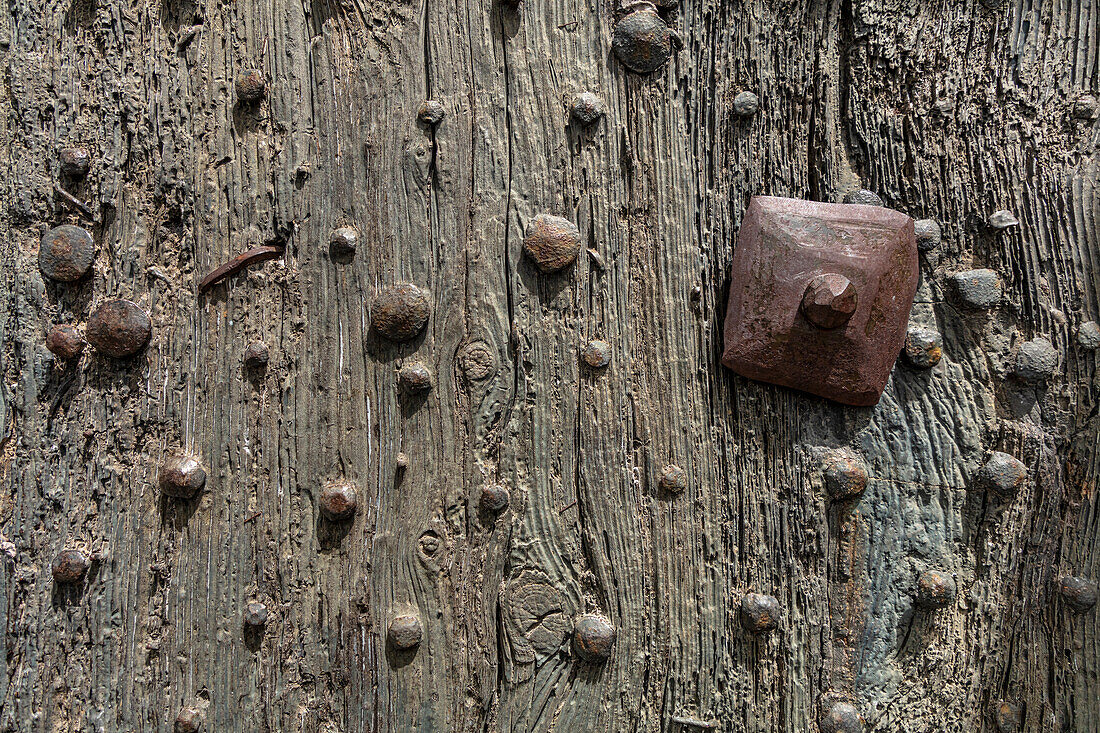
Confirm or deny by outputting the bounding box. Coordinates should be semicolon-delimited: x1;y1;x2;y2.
515;254;576;310
232;102;266;137
159;0;199;34
159;493;202;530
317;514;353;552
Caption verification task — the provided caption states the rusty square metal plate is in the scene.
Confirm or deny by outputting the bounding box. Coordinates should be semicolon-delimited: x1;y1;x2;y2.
721;196;918;406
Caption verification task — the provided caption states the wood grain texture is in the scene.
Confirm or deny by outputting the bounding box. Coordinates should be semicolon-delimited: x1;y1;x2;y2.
0;0;1097;730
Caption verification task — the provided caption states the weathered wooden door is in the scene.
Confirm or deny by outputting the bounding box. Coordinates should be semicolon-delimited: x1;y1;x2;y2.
3;0;1099;729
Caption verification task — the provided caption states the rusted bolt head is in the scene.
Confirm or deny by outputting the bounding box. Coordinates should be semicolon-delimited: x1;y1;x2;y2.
573;614;615;662
398;362;433;393
733;90;759;117
1078;321;1100;350
235;69;266;102
974;451;1027;497
581;339;611;368
39;224;95;282
243;341;269;369
329;226;358;259
417;100;445;126
914;570;956;609
739;592;781;633
59;146;91;178
244;600;269;627
370;283;430;342
1012;337;1058;384
822;449;867;500
388;613;423;650
842;189;883;207
174;707;203;733
951;269;1002;308
658;464;686;494
989;210;1019;229
991;700;1021;732
611;8;671;74
481;483;510;512
1057;575;1097;613
159;454;207;499
319;482;358;521
902;326;943;369
86;299;151;358
570;92;604;125
523;214;582;273
45;325;86;361
820;701;864;733
52;549;90;584
914;219;941;252
801;274;857;329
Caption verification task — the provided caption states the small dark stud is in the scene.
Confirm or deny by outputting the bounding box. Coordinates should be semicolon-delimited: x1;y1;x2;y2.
991;700;1021;733
39;224;95;282
974;451;1027;497
739;592;781;633
481;484;510;512
329;226;358;260
159;454;207;499
581;339;611;368
842;189;883;207
523;214;582;273
59;146;91;178
801;274;858;329
86;299;151;358
45;325;86;361
174;707;203;733
902;326;943;369
570;92;604;126
914;570;956;609
658;464;686;494
732;90;759;117
950;269;1002;309
243;341;269;369
989;210;1019;229
398;362;433;393
1011;338;1058;384
319;482;358;521
51;549;90;584
573;614;615;662
388;613;424;650
370;284;430;342
1077;321;1100;350
235;70;266;103
914;219;941;252
822;449;867;500
1057;575;1098;613
417;100;445;126
611;8;671;74
244;600;269;627
820;701;864;733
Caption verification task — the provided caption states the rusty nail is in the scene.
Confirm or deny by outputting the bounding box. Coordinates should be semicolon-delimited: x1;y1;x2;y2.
739;592;780;634
1057;575;1097;613
85;299;151;358
480;484;510;513
398;362;433;394
658;464;686;494
842;189;883;207
1011;337;1058;384
39;224;95;283
581;339;611;368
319;482;358;521
914;570;956;610
329;226;358;260
53;185;93;218
244;341;270;369
174;707;203;733
820;701;864;733
244;512;262;523
733;90;759;117
236;69;266;103
914;219;941;252
801;274;858;330
822;449;867;500
45;325;86;361
244;600;269;627
417;100;445;126
370;284;431;342
611;8;671;74
388;613;423;650
570;92;604;126
974;452;1027;497
52;549;90;584
59;146;91;178
159;454;207;499
573;614;615;662
523;214;582;273
198;245;284;293
950;269;1002;309
902;326;943;369
991;700;1021;732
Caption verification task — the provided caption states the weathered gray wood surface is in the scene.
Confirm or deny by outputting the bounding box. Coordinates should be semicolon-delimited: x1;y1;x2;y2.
1;0;1098;729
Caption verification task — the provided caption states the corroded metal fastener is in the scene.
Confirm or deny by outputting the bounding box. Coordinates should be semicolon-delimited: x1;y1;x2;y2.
46;325;86;361
974;451;1027;497
244;341;270;369
581;339;611;368
174;707;203;733
39;224;95;282
721;197;918;406
481;484;510;512
398;362;433;393
86;299;151;358
570;92;604;125
732;90;759;117
1078;321;1100;350
159;454;207;499
1057;575;1097;613
903;326;943;369
573;614;615;662
198;245;284;292
820;701;864;733
991;700;1021;732
739;592;781;633
244;600;269;627
329;226;358;259
822;449;867;500
842;189;883;207
417;100;445;126
236;70;266;102
59;146;91;178
914;570;956;609
523;214;582;273
1011;337;1058;384
950;269;1002;308
611;8;672;74
52;549;90;584
319;482;358;521
914;219;941;252
388;613;424;650
370;283;431;342
658;464;686;494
